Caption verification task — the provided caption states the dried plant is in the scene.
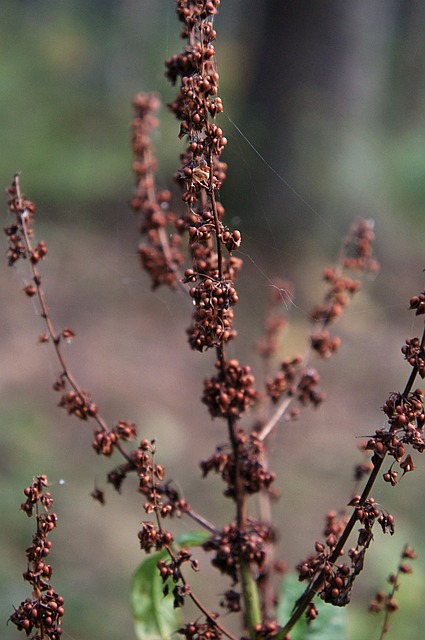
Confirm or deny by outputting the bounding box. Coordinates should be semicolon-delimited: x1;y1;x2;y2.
5;2;424;639
8;476;64;639
369;544;416;640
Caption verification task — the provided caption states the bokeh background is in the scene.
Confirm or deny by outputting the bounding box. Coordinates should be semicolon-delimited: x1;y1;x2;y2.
2;1;425;639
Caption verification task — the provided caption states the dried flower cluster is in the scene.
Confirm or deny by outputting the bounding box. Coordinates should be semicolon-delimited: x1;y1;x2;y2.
5;179;42;267
131;92;184;289
258;217;379;446
365;373;425;486
179;618;223;640
309;220;377;342
165;0;243;354
203;519;275;584
295;498;395;616
9;476;64;639
201;430;276;497
5;2;425;640
202;359;257;419
401;337;425;378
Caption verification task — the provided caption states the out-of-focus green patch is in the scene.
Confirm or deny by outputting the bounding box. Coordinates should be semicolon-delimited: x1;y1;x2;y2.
277;574;346;640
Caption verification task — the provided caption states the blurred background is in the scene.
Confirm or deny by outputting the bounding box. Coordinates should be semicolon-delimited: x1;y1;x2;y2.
2;1;425;638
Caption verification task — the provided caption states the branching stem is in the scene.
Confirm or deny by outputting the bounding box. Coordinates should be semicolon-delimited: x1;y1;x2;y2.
278;323;425;637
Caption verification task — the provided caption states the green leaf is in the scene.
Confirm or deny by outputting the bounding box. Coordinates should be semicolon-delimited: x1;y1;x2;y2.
276;574;346;640
175;530;211;548
130;531;209;640
130;550;182;640
130;531;210;639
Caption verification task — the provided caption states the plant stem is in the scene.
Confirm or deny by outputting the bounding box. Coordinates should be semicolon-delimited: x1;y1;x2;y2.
240;558;262;638
278;323;425;637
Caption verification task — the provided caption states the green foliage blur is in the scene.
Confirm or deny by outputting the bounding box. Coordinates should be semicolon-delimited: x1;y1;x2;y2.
0;0;181;216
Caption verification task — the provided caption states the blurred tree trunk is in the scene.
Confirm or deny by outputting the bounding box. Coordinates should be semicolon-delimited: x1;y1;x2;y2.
234;0;399;239
386;1;425;130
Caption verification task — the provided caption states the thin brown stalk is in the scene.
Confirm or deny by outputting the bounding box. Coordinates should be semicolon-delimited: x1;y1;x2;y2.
278;323;425;637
